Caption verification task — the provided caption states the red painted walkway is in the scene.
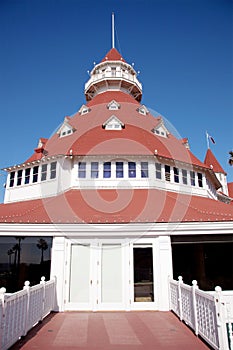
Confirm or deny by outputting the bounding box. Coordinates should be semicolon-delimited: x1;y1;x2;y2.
10;311;211;350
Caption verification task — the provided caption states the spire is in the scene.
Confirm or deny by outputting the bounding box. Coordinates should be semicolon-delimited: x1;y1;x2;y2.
204;148;226;174
112;12;115;49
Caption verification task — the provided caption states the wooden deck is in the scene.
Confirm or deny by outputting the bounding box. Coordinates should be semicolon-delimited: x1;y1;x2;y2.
10;311;212;350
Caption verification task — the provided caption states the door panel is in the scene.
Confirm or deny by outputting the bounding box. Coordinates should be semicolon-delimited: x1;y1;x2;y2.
133;246;154;303
101;244;122;304
69;244;91;305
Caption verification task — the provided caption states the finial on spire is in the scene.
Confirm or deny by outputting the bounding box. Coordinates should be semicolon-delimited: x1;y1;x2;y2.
112;12;115;49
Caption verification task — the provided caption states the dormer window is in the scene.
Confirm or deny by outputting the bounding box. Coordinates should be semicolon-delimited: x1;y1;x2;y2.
107;100;121;110
103;115;124;130
59;126;73;138
153;128;167;138
61;129;72;137
137;105;149;116
79;104;91;115
57;117;75;138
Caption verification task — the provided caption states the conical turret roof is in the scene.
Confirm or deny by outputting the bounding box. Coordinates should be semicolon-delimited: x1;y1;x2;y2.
101;48;126;62
204;148;226;174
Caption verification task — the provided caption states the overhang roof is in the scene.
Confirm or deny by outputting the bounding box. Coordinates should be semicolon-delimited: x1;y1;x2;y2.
0;188;233;224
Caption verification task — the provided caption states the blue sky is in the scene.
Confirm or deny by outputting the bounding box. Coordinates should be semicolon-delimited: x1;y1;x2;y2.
0;0;232;202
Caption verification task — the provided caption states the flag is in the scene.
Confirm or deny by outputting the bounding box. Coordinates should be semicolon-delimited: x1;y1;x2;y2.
208;134;216;144
206;131;216;148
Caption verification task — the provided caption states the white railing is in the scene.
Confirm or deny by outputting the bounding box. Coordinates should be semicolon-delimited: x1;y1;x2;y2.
85;71;142;91
169;276;233;350
0;277;56;350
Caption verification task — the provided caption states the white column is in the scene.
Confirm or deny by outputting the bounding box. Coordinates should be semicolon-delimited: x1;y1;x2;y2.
157;236;173;311
50;237;66;311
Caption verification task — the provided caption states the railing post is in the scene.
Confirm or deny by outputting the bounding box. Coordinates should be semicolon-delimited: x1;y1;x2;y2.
0;287;6;349
178;276;183;321
214;286;229;350
192;280;199;335
52;276;57;311
23;280;30;336
40;276;46;320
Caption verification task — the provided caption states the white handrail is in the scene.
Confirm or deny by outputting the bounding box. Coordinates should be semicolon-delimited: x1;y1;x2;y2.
0;277;56;350
169;276;233;350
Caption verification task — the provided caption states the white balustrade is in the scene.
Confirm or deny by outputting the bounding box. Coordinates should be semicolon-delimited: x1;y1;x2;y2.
0;277;56;350
169;276;233;350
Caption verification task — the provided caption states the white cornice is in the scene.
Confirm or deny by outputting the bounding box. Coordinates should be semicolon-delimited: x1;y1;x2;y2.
0;221;232;237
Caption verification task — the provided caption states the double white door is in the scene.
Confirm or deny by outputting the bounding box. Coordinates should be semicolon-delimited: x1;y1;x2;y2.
66;242;124;310
65;240;156;311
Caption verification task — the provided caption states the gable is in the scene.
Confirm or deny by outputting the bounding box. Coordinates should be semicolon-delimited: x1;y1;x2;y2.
57;118;75;138
79;104;91;115
107;100;121;110
137;105;149;116
152;119;169;138
103;115;124;130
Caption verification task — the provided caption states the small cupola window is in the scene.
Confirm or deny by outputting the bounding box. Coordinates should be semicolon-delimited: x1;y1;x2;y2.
103;115;124;130
137;105;149;116
57;117;75;138
152;118;169;138
107;100;121;110
79;104;91;115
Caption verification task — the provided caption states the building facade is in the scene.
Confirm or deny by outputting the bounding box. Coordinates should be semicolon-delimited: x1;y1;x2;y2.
0;46;232;312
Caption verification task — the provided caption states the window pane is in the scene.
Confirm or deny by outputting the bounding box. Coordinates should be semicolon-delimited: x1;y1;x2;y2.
198;173;203;187
116;162;124;178
25;168;30;184
41;164;47;181
33;166;39;183
173;167;179;183
9;171;15;187
78;162;86;178
155;163;162;179
190;171;195;186
128;162;136;178
103;162;111;178
0;236;52;292
182;169;187;185
165;165;170;182
141;162;148;178
91;162;99;178
17;170;23;186
50;162;57;179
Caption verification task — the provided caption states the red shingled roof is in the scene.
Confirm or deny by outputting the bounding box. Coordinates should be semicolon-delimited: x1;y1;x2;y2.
204;149;226;174
228;182;233;197
0;189;233;224
87;91;139;107
21;94;209;171
101;48;126;63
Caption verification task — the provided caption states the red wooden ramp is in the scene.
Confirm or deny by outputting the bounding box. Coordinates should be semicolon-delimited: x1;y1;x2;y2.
10;311;211;350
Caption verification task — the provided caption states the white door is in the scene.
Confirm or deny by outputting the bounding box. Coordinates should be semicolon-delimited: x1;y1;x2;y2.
130;243;157;310
97;243;124;310
67;243;93;310
65;241;125;310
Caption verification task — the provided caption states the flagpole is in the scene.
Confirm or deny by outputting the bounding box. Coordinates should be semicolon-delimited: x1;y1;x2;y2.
206;131;210;149
112;12;115;49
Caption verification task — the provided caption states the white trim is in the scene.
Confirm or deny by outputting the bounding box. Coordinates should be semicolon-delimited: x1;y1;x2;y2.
0;221;232;236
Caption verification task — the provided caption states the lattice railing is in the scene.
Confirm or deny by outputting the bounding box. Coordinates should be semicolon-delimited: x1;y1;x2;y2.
169;276;233;350
0;277;56;350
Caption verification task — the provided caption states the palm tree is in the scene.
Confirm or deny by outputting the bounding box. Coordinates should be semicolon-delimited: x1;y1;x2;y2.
12;243;19;268
229;151;233;166
14;237;25;267
37;239;48;264
7;248;14;266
